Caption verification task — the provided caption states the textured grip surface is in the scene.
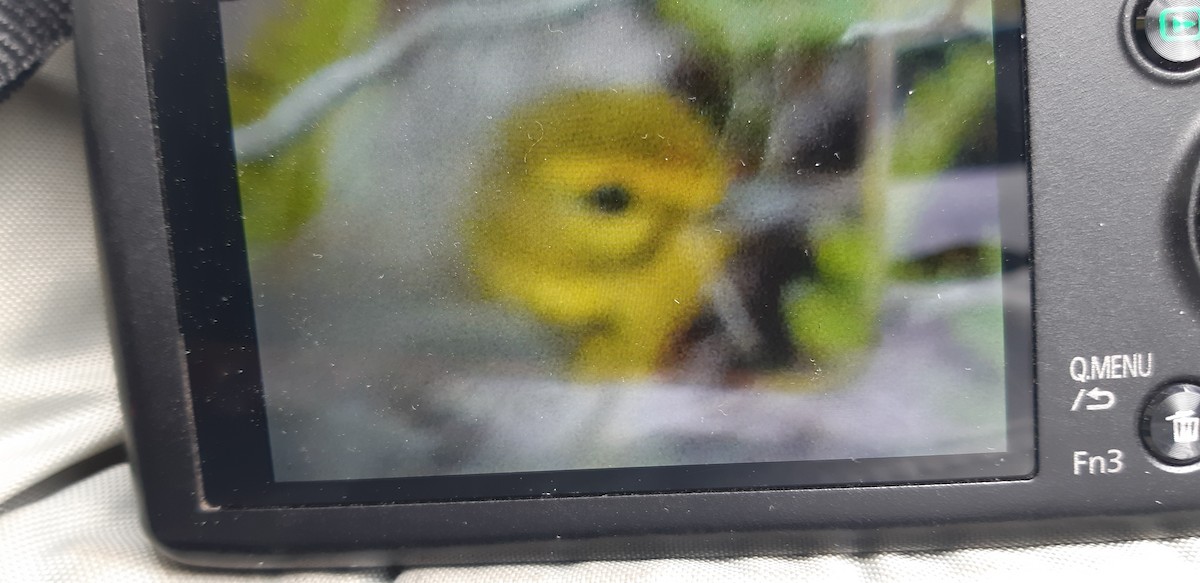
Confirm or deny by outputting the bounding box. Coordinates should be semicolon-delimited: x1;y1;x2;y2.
0;0;71;100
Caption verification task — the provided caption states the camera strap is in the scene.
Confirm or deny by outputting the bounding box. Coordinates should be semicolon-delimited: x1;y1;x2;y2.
0;0;71;101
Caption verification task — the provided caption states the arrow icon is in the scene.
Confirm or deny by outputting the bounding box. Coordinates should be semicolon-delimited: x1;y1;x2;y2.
1071;387;1116;412
1161;7;1200;42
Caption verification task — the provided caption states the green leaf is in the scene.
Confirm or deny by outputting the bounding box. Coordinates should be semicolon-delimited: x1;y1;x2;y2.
226;0;382;246
656;0;868;63
890;243;1002;283
891;42;996;176
784;224;886;362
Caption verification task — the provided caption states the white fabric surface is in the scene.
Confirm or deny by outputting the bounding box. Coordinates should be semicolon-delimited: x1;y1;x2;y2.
0;45;121;504
3;43;1200;582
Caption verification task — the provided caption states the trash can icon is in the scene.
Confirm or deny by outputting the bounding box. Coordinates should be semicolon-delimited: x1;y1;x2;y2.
1166;410;1200;444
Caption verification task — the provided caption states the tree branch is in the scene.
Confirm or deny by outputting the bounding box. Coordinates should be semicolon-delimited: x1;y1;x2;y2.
233;0;601;161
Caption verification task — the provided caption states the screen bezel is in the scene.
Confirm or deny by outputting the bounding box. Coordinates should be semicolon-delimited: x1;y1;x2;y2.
141;0;1035;509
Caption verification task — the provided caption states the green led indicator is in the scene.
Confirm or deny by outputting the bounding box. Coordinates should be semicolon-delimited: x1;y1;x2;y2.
1161;7;1200;42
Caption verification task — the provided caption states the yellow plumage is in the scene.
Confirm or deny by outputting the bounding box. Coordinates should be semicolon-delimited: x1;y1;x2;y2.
466;89;730;381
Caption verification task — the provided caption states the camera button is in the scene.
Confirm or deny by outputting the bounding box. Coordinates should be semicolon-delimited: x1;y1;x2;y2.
1140;382;1200;465
1126;0;1200;79
1144;1;1200;63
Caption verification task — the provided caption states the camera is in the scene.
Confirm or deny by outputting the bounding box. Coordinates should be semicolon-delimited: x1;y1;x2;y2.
76;0;1200;568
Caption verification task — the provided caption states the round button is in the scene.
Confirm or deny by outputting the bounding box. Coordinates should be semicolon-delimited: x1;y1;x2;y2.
1145;0;1200;63
1125;0;1200;79
1140;382;1200;465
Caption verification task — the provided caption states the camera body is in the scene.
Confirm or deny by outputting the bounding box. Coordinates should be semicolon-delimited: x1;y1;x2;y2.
76;0;1200;568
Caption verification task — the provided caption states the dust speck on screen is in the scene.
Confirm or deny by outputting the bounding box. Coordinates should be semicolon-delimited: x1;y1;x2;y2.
217;0;1027;484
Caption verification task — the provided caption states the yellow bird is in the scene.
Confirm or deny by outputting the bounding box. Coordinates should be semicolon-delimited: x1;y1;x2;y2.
465;89;730;381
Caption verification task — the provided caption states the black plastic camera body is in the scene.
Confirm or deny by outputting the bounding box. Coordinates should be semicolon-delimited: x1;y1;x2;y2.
75;0;1200;568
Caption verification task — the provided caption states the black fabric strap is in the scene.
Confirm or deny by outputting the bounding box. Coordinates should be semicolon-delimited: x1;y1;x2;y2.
0;0;72;102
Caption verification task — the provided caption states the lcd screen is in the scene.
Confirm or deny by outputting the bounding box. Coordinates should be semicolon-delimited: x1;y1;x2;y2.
212;0;1032;494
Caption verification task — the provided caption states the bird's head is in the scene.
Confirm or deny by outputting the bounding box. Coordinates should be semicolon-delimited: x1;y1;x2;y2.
474;89;728;271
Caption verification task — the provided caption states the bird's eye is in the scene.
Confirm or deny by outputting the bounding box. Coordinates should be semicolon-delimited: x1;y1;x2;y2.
585;184;633;215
